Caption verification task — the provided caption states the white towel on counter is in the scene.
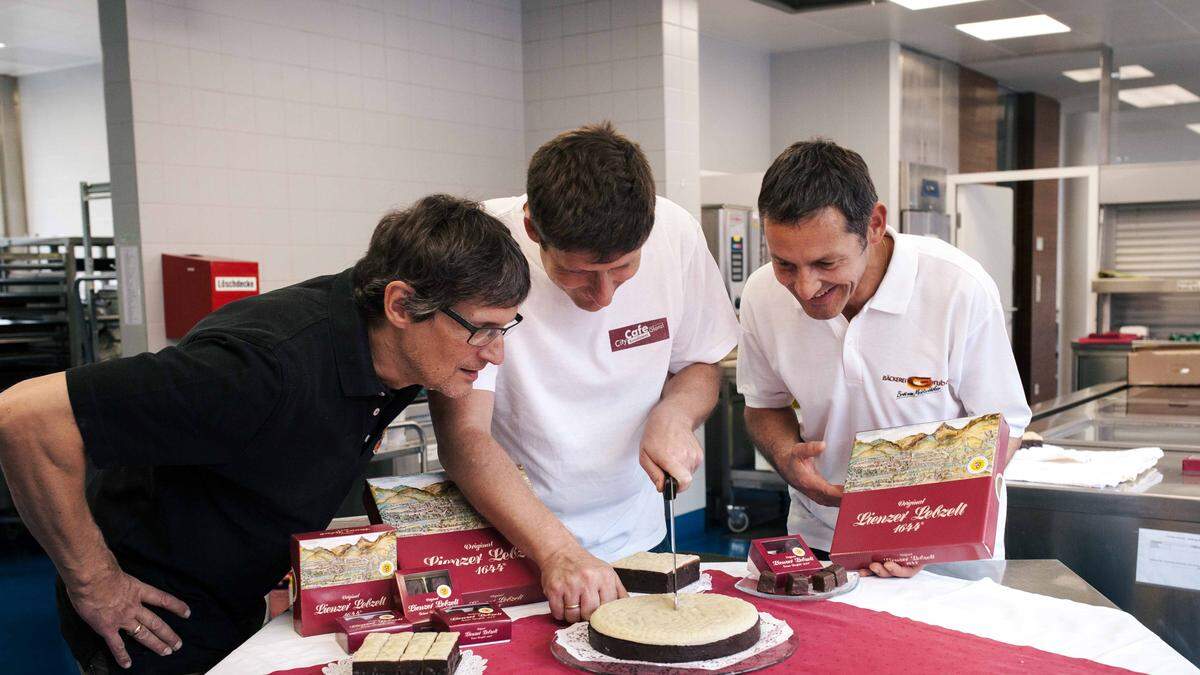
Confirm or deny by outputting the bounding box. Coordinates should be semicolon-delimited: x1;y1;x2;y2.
1004;444;1163;488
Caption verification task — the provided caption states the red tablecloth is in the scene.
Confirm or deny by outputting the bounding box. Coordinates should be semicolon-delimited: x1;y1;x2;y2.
272;571;1134;674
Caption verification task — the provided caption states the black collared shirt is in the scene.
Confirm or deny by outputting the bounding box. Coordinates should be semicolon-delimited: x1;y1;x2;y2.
60;269;420;672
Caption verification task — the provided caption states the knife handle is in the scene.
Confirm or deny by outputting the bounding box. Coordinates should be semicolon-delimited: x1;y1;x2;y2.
663;475;677;501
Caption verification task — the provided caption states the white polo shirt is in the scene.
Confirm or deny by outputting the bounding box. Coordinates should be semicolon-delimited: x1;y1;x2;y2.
475;195;739;561
736;228;1031;553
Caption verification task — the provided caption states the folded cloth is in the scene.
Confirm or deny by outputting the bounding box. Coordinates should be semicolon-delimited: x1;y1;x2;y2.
1005;444;1163;488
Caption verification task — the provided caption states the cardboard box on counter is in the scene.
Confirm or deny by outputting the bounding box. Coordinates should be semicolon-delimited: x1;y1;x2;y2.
747;535;823;577
830;413;1010;570
1128;347;1200;386
290;525;397;637
334;610;414;654
364;472;542;624
432;603;512;646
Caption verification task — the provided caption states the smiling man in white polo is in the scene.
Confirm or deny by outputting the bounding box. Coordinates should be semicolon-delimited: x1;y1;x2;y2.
737;139;1031;577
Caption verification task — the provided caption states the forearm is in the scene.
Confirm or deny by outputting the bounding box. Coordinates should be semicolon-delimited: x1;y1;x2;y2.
743;405;802;473
0;374;117;586
650;362;721;430
431;410;581;568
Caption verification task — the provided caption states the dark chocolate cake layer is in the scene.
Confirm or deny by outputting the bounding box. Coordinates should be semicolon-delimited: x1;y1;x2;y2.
616;558;701;594
587;619;761;664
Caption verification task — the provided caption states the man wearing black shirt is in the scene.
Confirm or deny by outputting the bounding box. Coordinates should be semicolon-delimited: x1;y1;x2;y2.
0;194;530;674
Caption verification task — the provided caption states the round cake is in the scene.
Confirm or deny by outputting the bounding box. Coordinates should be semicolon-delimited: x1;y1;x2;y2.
587;594;761;663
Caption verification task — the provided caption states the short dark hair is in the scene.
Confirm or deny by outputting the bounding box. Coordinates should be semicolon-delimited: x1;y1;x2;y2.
758;139;878;239
526;121;656;262
352;194;530;321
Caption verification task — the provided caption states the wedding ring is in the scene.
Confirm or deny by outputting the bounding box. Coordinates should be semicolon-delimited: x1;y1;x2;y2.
564;603;581;609
131;624;144;636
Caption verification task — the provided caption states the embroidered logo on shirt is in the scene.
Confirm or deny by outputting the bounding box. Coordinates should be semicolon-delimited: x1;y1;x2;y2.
881;374;948;399
609;318;670;352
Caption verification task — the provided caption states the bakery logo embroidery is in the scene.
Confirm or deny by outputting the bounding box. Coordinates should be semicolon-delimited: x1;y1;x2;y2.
882;374;948;399
609;318;670;352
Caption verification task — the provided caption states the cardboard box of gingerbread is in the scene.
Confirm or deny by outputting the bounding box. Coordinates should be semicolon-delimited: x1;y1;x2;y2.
830;412;1011;569
742;535;855;598
363;471;543;624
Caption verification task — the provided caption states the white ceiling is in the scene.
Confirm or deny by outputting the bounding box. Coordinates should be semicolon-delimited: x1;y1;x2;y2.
699;0;1200;111
0;0;101;77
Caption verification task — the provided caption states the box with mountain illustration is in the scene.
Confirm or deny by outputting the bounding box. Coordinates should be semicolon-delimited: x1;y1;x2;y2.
830;413;1010;570
364;472;542;623
290;524;397;637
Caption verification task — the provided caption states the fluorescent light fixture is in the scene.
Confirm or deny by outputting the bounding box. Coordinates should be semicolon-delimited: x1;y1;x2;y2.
890;0;985;9
1118;84;1200;109
0;43;6;49
1063;65;1154;83
1188;123;1200;135
956;15;1070;41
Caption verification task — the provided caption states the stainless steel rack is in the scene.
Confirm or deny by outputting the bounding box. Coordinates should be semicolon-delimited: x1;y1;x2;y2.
0;235;119;383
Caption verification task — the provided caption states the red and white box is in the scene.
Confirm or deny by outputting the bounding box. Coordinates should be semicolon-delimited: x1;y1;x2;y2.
831;413;1010;569
364;473;542;625
162;253;259;339
1184;455;1200;475
432;603;512;646
334;611;413;654
748;535;824;577
290;525;397;637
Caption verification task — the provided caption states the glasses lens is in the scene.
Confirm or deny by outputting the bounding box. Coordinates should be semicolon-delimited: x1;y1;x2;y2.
468;328;500;347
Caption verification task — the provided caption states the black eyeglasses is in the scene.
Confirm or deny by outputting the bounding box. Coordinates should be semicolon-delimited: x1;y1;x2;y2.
440;307;523;347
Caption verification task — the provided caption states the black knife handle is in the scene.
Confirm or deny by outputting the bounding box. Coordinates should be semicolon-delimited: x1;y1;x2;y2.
663;475;677;501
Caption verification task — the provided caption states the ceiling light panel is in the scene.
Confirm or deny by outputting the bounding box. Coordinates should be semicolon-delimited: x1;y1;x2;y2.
956;15;1071;41
1118;84;1200;109
1063;65;1154;83
1188;123;1200;135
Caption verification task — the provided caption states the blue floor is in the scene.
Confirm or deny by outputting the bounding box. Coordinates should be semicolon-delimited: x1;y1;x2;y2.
1;512;784;674
0;533;78;675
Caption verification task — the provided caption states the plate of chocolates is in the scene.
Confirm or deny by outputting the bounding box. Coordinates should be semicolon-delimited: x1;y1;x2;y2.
733;562;858;602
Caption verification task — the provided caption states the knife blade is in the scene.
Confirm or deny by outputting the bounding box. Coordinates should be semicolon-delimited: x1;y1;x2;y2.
663;475;679;609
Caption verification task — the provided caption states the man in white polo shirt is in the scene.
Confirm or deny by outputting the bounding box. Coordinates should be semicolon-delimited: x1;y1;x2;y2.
431;123;738;621
737;139;1031;577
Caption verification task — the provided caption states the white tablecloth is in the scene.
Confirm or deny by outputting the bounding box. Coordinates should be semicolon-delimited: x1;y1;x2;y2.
210;562;1196;674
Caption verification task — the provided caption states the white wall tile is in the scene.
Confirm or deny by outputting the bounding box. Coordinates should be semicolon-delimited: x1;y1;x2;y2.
254;97;287;135
129;40;159;81
130;80;161;122
587;62;612;93
586;31;611;63
562;3;588;36
157;85;195;128
156;43;193;86
361;44;387;79
253;61;286;99
193;88;226;128
190;49;225;90
187;12;223;52
116;0;526;349
636;55;662;88
222;55;255;94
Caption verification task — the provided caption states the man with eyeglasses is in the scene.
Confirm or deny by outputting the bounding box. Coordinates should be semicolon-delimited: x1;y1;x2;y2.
431;123;739;624
0;195;530;674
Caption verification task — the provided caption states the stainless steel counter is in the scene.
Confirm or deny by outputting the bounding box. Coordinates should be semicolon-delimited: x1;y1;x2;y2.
925;559;1116;609
1010;383;1200;665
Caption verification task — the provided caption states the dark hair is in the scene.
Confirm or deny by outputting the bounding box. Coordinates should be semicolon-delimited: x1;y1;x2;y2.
352;194;530;321
526;121;656;262
758;139;878;239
